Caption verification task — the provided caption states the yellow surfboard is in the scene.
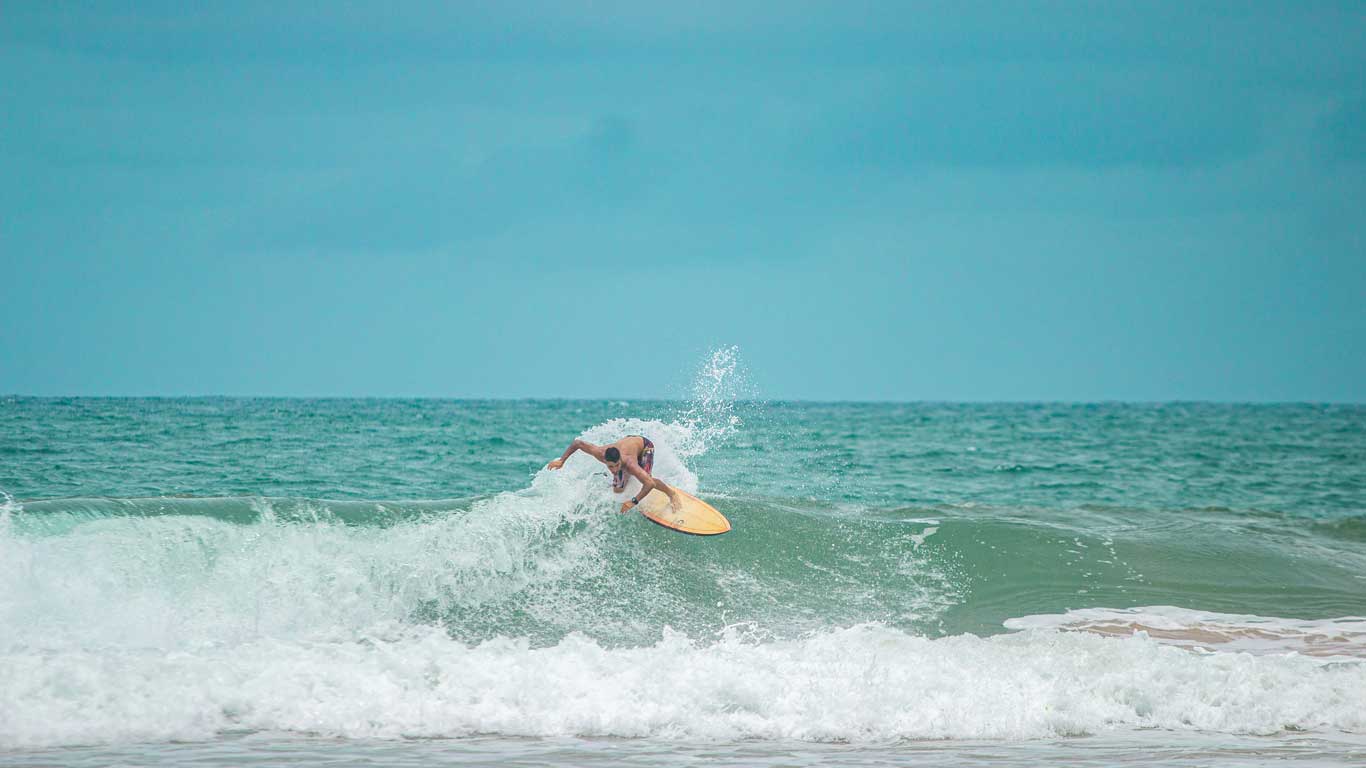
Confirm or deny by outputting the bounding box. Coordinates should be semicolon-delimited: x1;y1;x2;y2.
636;487;731;536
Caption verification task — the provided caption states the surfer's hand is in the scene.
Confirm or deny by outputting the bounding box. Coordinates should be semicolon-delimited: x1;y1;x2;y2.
620;500;637;514
546;459;564;470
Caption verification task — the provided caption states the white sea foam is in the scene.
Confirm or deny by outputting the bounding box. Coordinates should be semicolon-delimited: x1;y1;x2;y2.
0;355;747;660
0;415;721;654
1;623;1363;748
908;526;939;548
0;491;15;537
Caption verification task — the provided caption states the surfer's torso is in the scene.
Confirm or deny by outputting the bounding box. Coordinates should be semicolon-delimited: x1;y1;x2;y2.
611;435;655;491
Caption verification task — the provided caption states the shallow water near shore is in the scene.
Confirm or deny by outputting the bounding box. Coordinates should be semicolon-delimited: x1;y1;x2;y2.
3;732;1366;768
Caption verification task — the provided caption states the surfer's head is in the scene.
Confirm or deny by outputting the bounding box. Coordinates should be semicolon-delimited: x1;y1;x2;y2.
604;447;621;465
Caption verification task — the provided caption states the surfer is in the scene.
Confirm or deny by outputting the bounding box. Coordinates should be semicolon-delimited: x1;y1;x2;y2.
546;435;681;513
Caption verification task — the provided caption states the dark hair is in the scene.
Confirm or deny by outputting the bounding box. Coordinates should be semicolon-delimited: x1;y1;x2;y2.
604;447;621;462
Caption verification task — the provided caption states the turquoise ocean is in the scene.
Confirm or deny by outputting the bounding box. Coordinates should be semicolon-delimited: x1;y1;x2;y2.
3;356;1365;765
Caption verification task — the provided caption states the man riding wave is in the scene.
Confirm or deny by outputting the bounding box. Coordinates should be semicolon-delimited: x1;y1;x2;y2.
547;434;682;514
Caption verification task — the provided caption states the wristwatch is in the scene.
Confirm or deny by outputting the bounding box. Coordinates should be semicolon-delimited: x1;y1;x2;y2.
629;496;639;505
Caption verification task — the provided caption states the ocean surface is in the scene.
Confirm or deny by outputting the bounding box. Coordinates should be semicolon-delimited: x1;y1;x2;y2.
3;363;1365;765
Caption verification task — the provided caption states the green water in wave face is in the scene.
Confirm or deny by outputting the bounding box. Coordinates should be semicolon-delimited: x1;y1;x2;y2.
2;398;1363;644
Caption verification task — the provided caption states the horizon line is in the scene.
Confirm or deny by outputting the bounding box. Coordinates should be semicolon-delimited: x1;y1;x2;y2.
4;394;1362;407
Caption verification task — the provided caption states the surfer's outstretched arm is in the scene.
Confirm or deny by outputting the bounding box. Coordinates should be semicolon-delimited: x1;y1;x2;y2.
547;439;604;470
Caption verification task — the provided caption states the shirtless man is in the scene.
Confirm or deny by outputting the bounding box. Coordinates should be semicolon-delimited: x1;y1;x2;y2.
546;434;681;513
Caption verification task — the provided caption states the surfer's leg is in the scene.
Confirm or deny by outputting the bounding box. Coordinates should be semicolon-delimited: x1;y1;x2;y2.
639;438;655;473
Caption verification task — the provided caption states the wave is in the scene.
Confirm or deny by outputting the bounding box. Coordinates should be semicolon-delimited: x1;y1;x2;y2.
4;382;1366;748
5;484;1366;747
2;623;1363;748
1314;514;1366;543
0;501;953;654
5;486;1365;652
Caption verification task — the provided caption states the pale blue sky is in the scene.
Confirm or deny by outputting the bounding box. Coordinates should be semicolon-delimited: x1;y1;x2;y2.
3;2;1364;400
